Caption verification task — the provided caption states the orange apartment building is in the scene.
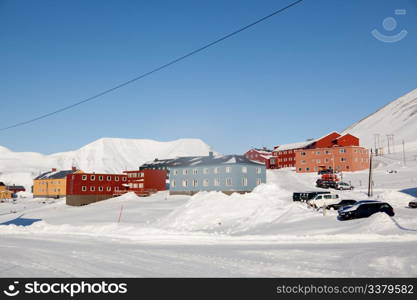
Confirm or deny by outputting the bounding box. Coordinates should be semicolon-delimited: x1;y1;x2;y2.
295;146;369;173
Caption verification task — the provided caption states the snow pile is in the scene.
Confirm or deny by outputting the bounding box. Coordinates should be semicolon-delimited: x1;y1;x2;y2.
158;184;291;234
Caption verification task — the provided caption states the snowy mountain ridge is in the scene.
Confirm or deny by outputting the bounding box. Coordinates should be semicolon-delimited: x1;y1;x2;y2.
343;88;417;151
0;137;215;189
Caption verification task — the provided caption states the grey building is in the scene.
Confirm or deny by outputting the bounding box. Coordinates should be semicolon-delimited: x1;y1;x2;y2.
168;152;266;195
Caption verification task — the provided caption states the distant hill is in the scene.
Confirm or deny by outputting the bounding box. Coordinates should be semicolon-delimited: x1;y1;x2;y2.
343;88;417;152
0;138;215;190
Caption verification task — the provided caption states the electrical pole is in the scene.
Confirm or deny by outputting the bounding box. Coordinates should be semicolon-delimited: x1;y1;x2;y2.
402;140;406;167
386;134;390;154
368;149;373;197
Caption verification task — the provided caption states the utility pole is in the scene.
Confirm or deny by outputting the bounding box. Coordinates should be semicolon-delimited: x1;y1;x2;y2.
368;149;373;197
386;134;390;154
402;140;406;167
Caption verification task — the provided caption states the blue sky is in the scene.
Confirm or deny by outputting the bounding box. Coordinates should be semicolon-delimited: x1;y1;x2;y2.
1;0;416;154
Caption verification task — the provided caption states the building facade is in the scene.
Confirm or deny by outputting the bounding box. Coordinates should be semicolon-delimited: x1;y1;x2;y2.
295;146;369;173
244;148;273;166
6;185;25;195
0;182;13;200
66;172;128;206
123;169;167;195
169;153;266;195
268;132;361;169
33;168;80;198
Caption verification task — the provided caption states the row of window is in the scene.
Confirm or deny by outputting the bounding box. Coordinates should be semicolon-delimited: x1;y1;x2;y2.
81;175;127;182
37;188;61;193
277;150;294;155
80;186;121;192
172;167;262;176
299;165;351;172
301;157;369;164
38;181;63;185
171;177;263;188
128;183;144;189
126;172;145;178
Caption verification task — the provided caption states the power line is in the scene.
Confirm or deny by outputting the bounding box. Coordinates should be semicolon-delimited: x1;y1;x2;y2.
0;0;304;132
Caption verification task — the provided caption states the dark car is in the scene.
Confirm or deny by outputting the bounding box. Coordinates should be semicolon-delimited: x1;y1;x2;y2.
327;199;357;210
338;201;395;220
409;200;417;208
316;179;337;189
318;169;334;175
293;191;331;201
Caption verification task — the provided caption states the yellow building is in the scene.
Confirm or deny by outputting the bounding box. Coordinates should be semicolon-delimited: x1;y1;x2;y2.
33;168;82;198
0;182;13;200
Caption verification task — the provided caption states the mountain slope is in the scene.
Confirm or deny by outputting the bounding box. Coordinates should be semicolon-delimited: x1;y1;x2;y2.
343;88;417;151
0;138;214;189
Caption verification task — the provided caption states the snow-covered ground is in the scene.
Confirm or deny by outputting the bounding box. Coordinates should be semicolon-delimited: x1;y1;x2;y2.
1;153;417;277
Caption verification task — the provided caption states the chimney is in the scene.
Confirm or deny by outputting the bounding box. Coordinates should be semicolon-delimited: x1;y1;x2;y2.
72;166;77;172
209;151;214;158
51;168;57;172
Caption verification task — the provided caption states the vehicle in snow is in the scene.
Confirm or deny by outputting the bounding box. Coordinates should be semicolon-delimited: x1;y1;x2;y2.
307;193;340;208
292;191;331;202
335;182;354;190
318;168;334;175
337;201;395;220
316;179;337;189
326;199;357;210
409;199;417;208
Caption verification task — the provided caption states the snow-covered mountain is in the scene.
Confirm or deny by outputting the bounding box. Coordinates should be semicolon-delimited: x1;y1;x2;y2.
0;138;214;189
343;88;417;152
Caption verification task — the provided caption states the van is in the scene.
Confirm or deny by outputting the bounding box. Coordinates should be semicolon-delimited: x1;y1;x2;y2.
307;193;340;208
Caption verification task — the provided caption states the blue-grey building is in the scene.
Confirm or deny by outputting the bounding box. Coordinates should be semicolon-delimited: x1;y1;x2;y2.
168;152;266;195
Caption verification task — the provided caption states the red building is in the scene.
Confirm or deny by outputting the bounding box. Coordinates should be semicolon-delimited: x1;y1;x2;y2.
244;148;273;166
268;132;361;169
123;169;167;196
6;185;26;195
66;173;128;206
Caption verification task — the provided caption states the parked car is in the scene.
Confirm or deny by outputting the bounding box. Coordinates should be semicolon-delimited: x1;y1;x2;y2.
318;169;334;175
327;199;357;210
338;200;395;220
316;179;337;189
408;199;417;208
293;191;331;202
307;193;340;208
335;182;354;190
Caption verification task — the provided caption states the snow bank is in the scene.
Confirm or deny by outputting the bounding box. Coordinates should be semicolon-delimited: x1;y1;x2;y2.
158;184;291;234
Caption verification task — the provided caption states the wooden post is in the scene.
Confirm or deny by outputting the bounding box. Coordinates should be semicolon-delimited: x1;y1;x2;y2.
117;204;124;223
368;149;373;197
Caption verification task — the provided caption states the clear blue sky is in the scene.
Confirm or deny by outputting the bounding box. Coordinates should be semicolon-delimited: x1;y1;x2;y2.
1;0;416;154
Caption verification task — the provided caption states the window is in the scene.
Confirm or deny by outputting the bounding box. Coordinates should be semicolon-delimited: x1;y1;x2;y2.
90;175;96;181
140;172;144;177
203;179;209;187
98;176;103;181
301;160;306;164
203;168;209;174
82;175;87;181
192;179;198;187
182;180;188;187
133;183;138;188
98;186;103;191
183;169;188;175
115;186;119;191
301;152;306;156
82;186;87;192
225;166;231;173
306;168;310;171
171;180;176;188
340;157;347;162
122;177;127;181
242;166;247;173
256;167;261;174
242;177;248;187
115;176;119;181
256;178;262;185
193;169;198;175
325;158;329;163
270;158;276;164
339;149;346;153
298;168;302;171
139;183;144;188
173;170;178;175
316;151;320;155
90;186;95;191
225;178;232;186
214;167;219;174
107;176;111;181
107;186;111;191
316;159;321;163
214;178;220;186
